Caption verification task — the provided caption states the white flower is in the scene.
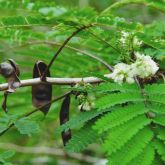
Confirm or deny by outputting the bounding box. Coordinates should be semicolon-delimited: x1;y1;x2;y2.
110;63;135;84
78;101;95;111
132;52;159;78
133;37;142;46
110;52;159;84
120;31;130;44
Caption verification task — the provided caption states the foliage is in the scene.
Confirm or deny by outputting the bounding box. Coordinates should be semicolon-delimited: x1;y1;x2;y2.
0;0;164;165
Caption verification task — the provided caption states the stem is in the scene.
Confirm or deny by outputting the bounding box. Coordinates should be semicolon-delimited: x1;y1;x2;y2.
0;74;112;91
0;41;113;71
0;91;72;136
88;30;121;54
0;142;105;164
41;24;94;80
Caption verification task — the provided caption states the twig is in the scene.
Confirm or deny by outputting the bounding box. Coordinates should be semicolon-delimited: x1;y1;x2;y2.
88;30;121;54
0;92;72;136
134;77;155;119
0;74;112;91
134;76;147;106
158;72;165;83
42;24;94;80
0;41;113;71
0;142;105;164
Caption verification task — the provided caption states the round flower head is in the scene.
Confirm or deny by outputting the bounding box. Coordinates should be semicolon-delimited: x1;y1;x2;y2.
110;63;135;84
110;52;159;84
132;52;159;78
120;31;130;44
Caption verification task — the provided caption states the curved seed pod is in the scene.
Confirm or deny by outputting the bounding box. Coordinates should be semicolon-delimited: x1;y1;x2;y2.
8;59;20;76
0;59;20;92
60;95;71;146
32;61;52;115
0;59;20;112
8;59;21;92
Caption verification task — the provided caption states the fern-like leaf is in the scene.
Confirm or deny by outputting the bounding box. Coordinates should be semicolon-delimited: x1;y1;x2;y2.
127;143;155;165
107;127;154;165
93;103;147;134
156;126;165;141
55;108;111;134
153;116;165;127
154;139;165;162
149;103;165;114
65;124;99;152
103;115;151;155
96;92;143;110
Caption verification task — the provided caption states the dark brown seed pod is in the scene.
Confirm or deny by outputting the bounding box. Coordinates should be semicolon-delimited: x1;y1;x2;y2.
0;59;20;92
60;95;71;146
0;59;20;112
32;61;52;115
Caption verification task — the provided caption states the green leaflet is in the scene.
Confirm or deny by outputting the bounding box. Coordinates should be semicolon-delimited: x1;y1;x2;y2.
15;118;40;136
127;143;155;165
65;124;99;152
90;82;139;93
153;116;165;127
55;108;111;134
93;103;147;134
145;84;165;95
103;115;151;155
154;139;165;162
149;103;165;114
95;92;143;110
156;126;165;141
107;127;154;165
149;95;165;105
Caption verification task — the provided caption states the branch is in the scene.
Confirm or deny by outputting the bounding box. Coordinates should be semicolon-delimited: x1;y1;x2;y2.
0;40;113;71
0;92;72;136
88;30;121;55
0;143;106;164
42;24;94;79
0;74;112;91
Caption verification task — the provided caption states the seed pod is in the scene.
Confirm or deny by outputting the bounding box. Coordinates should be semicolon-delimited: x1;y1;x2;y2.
32;61;52;115
60;95;71;146
0;59;20;92
0;59;20;112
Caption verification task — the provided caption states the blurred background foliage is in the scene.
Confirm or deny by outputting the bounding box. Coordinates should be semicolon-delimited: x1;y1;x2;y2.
0;0;164;164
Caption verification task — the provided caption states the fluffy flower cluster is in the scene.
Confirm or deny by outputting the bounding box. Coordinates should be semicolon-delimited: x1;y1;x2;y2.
120;31;129;45
120;31;142;46
110;52;159;84
77;94;95;111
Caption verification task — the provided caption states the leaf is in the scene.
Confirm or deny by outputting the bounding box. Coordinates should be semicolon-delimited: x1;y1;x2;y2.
15;118;40;136
0;150;15;160
127;143;155;165
108;127;154;165
95;92;143;110
55;108;112;134
93;103;147;134
65;123;99;152
103;115;151;155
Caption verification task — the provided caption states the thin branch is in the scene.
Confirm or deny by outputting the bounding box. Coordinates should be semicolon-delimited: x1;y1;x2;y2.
0;92;72;136
0;40;113;71
0;74;112;91
24;91;72;117
158;72;165;83
134;77;146;99
0;143;106;164
88;30;121;54
42;24;94;79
